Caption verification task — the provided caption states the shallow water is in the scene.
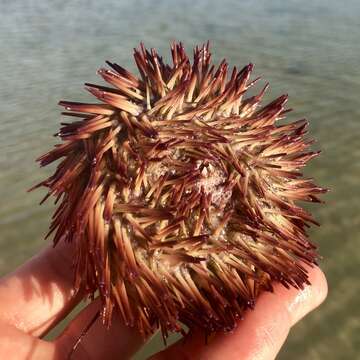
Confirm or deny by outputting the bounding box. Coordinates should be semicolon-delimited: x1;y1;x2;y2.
0;0;359;358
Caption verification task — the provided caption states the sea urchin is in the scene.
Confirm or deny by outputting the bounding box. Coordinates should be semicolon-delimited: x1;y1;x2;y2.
33;42;326;339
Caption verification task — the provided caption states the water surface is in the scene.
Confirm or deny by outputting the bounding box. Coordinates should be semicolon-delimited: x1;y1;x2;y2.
1;0;359;358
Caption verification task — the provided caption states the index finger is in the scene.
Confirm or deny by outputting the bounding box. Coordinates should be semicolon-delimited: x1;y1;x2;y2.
0;240;82;337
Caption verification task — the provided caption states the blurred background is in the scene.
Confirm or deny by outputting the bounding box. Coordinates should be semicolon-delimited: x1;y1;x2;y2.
0;0;359;358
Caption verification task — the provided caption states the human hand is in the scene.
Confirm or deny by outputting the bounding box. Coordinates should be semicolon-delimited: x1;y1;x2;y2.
0;241;327;359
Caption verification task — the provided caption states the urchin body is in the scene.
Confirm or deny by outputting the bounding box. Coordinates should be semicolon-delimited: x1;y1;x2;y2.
34;42;325;338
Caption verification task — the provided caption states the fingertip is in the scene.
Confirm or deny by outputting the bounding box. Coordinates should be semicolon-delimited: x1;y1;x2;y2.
286;265;328;326
310;265;328;307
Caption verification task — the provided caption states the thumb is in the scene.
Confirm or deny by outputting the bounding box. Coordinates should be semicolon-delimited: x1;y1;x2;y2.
150;265;327;360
